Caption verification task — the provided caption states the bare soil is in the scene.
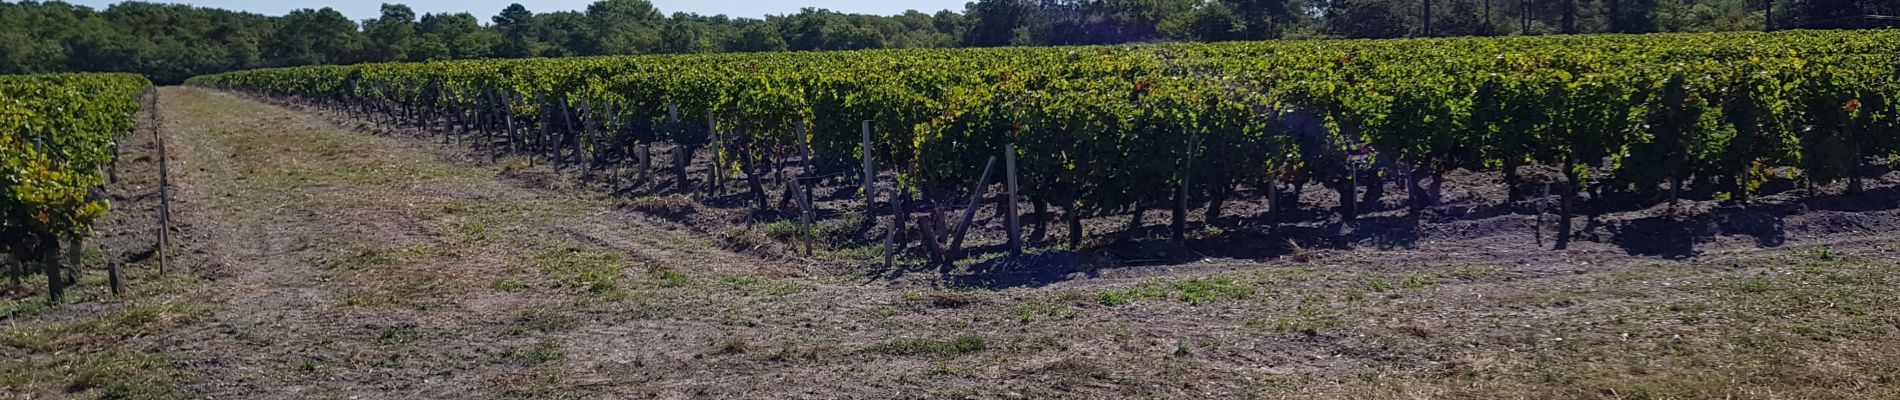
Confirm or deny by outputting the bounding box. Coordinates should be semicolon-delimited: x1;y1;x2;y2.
3;87;1898;399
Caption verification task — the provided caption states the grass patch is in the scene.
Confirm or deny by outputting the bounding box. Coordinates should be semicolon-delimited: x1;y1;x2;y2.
419;200;595;245
867;335;988;357
1361;277;1395;292
1260;266;1321;282
1393;257;1900;399
1245;308;1345;336
1008;300;1077;323
450;221;496;244
410;299;443;311
1400;271;1437;289
292;359;323;374
646;266;693;288
0;352;185;399
1796;245;1837;262
334;291;404;308
218;124;480;189
760;220;807;240
1098;275;1255;306
0;296;58;320
491;368;571;398
522;247;626;296
718;275;815;296
815;243;885;260
376;325;420;345
3;273;203;320
506;340;567;365
231;136;473;188
1353;270;1452;293
0;302;208;351
340;247;403;268
762;213;864;243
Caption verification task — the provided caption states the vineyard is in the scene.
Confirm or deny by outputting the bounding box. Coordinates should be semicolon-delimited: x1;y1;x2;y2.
3;29;1900;399
2;72;153;299
188;30;1900;264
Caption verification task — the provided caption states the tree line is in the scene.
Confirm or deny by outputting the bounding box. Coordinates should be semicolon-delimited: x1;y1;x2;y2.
3;0;1894;84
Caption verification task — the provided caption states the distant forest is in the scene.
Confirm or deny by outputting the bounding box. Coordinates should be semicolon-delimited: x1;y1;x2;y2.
2;0;1894;84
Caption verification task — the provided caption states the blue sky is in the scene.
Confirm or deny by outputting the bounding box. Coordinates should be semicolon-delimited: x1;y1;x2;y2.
67;0;972;21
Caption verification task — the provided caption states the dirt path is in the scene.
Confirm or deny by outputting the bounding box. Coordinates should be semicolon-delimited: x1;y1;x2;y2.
6;86;1899;400
145;86;806;398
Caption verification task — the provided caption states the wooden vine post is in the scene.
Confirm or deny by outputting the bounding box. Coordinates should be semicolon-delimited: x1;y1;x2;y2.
636;143;651;192
502;93;519;154
156;88;171;276
45;246;62;302
861;121;875;217
674;147;689;193
1005;144;1022;258
707;113;721;197
107;257;123;295
796;122;815;210
793;177;815;256
926;189;951;262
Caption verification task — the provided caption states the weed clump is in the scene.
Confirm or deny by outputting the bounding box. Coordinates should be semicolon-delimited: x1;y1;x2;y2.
867;335;987;357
